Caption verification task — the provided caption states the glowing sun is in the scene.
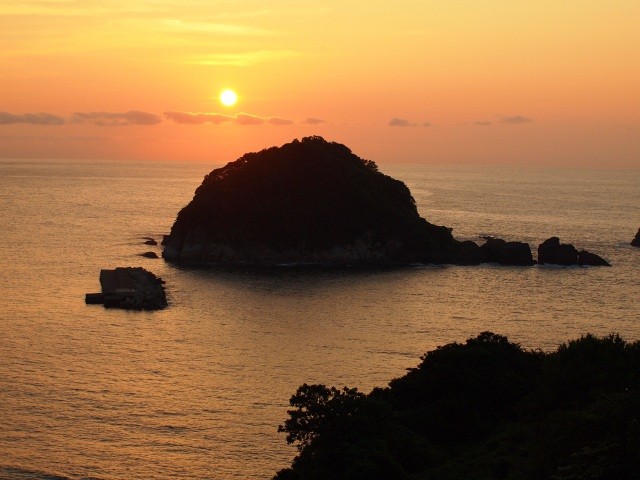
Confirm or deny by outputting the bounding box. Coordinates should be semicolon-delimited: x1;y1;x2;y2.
220;89;238;107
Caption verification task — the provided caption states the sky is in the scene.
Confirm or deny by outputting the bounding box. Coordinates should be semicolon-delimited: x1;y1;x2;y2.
1;0;639;167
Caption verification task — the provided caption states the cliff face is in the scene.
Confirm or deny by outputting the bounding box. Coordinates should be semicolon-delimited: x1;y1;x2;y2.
163;136;479;265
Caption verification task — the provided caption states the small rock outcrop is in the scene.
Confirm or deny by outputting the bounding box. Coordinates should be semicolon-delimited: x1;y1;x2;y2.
144;239;158;246
538;237;610;266
577;250;610;267
479;237;534;266
538;237;578;265
631;228;640;247
163;136;481;266
85;267;167;310
141;251;159;259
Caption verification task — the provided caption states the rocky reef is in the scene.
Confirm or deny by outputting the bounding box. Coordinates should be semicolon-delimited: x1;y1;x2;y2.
538;237;610;266
479;237;534;266
163;136;482;266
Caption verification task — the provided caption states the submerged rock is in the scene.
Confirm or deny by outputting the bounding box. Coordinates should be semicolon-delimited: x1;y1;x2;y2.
141;251;159;259
538;237;609;266
163;136;480;266
631;228;640;247
480;237;534;266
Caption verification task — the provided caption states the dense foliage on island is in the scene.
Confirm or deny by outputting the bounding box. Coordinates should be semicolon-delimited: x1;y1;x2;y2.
163;136;481;265
274;333;640;479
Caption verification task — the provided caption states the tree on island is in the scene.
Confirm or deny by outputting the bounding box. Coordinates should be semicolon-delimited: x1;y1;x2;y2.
274;332;640;479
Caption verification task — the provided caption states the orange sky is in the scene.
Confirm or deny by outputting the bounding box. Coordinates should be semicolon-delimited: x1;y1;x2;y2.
1;1;639;167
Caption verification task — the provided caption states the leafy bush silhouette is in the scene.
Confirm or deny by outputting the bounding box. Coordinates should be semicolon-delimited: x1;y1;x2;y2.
386;332;540;444
278;384;366;451
535;334;640;409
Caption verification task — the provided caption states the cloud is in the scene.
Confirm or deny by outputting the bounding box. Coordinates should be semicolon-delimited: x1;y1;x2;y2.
0;111;65;125
164;111;233;125
389;117;412;127
72;110;162;126
268;117;293;126
165;111;293;126
2;108;296;128
235;113;265;125
389;117;430;127
301;117;326;125
0;134;112;142
474;121;493;126
499;115;533;124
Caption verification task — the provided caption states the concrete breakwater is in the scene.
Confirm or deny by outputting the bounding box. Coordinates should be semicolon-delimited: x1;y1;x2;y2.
85;267;167;310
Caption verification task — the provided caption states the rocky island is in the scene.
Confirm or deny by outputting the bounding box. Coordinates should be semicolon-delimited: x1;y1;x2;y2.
538;237;610;266
163;136;483;265
163;137;610;267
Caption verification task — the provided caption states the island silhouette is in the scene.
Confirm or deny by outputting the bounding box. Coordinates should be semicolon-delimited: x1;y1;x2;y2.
163;136;482;265
163;136;609;267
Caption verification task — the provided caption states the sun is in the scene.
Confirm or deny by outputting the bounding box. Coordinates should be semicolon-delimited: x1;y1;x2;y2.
220;89;238;107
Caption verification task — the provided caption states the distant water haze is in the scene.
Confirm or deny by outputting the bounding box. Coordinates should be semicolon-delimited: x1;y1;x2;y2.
0;161;638;479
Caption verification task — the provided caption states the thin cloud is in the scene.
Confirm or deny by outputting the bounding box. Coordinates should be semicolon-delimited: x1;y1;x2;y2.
0;111;65;125
474;121;493;126
210;7;333;21
499;115;533;124
187;50;297;66
235;113;264;125
0;134;112;142
160;19;277;36
72;110;162;126
164;111;233;125
165;111;293;126
301;117;326;125
268;117;293;126
389;117;429;127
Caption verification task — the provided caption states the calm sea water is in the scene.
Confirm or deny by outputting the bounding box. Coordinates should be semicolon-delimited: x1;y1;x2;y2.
0;161;638;479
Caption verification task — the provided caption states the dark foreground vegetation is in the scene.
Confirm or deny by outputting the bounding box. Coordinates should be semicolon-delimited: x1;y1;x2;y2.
275;333;640;479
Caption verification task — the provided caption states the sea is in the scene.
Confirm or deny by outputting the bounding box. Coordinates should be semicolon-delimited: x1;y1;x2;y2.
0;160;638;479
